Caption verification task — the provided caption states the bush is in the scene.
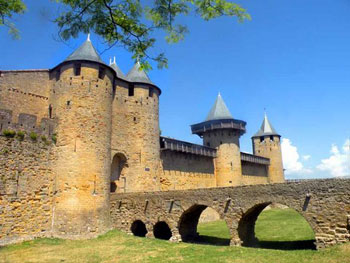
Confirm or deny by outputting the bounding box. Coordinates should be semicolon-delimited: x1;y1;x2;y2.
16;131;25;141
41;135;47;142
29;132;38;141
3;130;16;138
52;134;57;144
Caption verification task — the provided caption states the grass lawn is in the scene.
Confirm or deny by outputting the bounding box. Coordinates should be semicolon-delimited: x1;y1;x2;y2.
1;208;350;263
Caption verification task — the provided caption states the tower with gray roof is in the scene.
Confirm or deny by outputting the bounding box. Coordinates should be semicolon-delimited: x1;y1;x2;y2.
50;34;116;237
191;93;247;186
252;113;285;183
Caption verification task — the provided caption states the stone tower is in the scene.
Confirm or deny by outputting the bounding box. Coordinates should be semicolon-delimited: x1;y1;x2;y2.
191;93;246;187
252;113;285;183
110;59;161;193
50;35;114;237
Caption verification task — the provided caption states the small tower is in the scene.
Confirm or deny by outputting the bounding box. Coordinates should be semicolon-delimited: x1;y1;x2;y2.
110;60;161;192
50;35;115;237
191;93;246;187
252;113;284;183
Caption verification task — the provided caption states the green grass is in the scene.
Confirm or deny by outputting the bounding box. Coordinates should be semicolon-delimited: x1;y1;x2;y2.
1;208;350;263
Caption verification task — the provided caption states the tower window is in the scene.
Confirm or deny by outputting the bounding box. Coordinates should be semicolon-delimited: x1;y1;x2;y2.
128;84;134;96
270;135;274;141
149;88;154;98
49;104;53;119
260;136;264;142
98;67;106;79
55;69;60;81
74;64;81;76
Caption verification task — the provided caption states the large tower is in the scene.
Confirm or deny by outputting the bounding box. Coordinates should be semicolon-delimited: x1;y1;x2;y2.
191;93;246;187
252;113;284;183
50;35;114;237
110;59;161;193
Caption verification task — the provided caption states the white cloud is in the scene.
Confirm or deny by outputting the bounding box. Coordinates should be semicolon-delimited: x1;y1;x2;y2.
303;155;311;161
281;138;313;175
317;139;350;177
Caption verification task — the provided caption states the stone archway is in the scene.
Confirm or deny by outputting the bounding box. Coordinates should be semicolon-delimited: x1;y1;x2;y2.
131;220;148;237
237;202;316;249
111;153;127;193
178;204;230;245
153;221;172;240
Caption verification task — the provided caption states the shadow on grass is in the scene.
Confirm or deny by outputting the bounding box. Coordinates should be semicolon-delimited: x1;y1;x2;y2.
190;235;230;246
256;239;316;250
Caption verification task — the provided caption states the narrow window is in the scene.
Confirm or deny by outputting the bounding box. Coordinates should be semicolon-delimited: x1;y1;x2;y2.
98;67;106;79
67;101;71;106
55;69;60;81
49;104;53;119
260;136;264;142
74;64;81;76
149;88;154;98
128;84;134;96
270;135;274;141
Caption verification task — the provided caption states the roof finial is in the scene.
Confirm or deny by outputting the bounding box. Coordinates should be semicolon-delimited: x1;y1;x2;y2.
87;33;91;42
218;92;221;97
109;58;112;65
264;108;267;118
113;56;116;64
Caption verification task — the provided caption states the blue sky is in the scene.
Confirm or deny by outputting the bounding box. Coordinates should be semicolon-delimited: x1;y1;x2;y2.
1;0;350;179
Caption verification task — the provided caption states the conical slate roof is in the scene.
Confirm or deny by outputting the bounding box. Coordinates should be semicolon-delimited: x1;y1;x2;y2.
126;61;154;85
110;57;127;80
253;113;280;137
205;93;233;121
65;34;104;64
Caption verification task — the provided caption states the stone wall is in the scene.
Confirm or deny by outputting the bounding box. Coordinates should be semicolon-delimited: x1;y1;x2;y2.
110;179;350;249
160;151;216;191
0;135;55;246
241;161;269;185
0;70;52;124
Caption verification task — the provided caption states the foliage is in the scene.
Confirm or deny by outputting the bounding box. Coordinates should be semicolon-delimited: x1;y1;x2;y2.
54;0;250;70
1;148;9;155
0;0;26;39
29;132;38;141
2;129;16;138
16;131;25;141
52;134;57;144
1;209;350;263
41;135;47;142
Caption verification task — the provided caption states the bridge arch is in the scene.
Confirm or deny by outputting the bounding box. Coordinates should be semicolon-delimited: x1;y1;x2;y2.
178;204;230;245
153;221;172;240
237;202;316;249
130;220;148;237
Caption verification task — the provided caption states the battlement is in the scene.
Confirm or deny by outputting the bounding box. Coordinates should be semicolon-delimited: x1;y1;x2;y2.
0;109;56;137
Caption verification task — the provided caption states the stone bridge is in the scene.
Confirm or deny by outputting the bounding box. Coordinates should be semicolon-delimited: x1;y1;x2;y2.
110;179;350;249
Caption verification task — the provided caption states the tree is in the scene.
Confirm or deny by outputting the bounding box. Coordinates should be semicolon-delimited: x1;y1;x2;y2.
1;0;250;69
0;0;26;39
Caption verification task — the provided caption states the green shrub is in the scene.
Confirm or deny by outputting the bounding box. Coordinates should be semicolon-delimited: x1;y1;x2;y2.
16;131;25;141
29;132;38;141
3;129;16;138
41;135;47;142
52;134;57;144
1;148;9;155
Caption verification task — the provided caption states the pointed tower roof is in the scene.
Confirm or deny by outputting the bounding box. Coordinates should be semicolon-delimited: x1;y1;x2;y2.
253;113;280;137
110;56;127;80
126;61;154;85
205;93;233;121
64;34;104;64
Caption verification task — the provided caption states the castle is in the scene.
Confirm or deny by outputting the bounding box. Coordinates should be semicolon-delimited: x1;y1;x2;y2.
0;36;284;244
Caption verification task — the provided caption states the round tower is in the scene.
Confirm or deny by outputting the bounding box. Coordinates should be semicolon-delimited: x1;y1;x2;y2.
252;113;284;183
110;59;161;193
191;93;246;187
50;35;114;237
